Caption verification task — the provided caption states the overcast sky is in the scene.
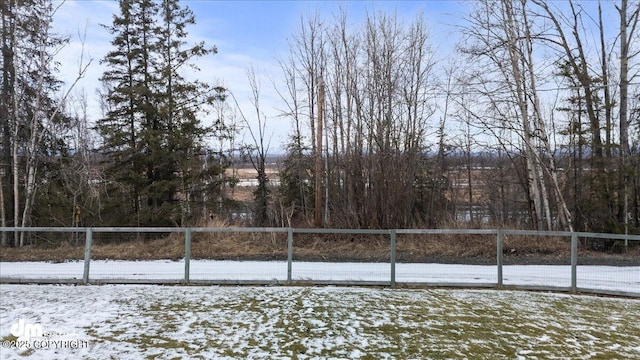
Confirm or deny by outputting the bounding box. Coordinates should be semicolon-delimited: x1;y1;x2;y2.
50;0;464;153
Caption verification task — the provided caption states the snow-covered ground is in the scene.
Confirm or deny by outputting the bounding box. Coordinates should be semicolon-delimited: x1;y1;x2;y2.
1;259;639;294
0;285;638;359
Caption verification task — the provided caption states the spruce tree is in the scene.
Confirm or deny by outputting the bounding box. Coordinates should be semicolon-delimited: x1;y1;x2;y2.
98;0;223;226
155;0;220;224
98;0;160;225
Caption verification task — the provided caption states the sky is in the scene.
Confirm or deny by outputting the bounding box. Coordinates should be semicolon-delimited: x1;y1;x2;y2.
50;0;464;153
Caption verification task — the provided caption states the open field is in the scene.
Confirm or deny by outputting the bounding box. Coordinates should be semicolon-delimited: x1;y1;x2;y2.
0;285;638;359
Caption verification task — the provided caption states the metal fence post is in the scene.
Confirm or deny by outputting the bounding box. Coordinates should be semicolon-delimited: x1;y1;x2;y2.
287;228;293;284
571;233;577;292
496;230;503;288
390;229;397;289
184;228;192;284
82;228;93;285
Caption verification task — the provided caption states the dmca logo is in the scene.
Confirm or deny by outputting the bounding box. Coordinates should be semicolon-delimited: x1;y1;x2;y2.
10;319;43;342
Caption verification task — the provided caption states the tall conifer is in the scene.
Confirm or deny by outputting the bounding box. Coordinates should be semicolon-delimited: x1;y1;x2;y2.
98;0;223;226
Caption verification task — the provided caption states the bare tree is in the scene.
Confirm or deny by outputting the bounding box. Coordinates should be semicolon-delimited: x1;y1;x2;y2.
616;0;640;233
229;66;271;226
2;0;91;246
530;0;622;231
458;0;573;231
280;10;436;228
275;51;313;224
45;90;102;243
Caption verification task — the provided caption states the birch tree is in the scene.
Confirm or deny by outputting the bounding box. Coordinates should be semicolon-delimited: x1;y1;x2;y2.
616;0;640;233
459;0;572;231
1;0;89;246
532;0;640;232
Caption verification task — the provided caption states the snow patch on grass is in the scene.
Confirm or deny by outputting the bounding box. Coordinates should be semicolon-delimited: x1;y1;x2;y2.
0;285;638;359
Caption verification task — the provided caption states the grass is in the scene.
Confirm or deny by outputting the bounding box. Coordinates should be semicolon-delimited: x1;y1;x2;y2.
3;285;637;359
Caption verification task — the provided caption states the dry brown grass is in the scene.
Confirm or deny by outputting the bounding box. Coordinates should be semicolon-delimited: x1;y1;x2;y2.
397;234;497;261
291;234;391;262
0;242;84;262
1;221;639;264
191;232;287;260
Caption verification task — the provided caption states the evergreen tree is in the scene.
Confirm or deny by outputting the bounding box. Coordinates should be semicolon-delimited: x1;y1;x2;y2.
98;0;159;225
155;0;220;224
277;135;313;225
98;0;223;226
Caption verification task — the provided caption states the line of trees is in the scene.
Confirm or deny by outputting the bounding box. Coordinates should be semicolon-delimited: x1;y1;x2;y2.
1;0;238;247
454;0;640;233
1;0;92;246
1;0;639;248
273;1;640;233
276;11;437;229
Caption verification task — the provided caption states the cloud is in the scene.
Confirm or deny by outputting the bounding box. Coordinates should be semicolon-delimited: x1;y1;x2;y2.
50;0;465;154
51;0;290;152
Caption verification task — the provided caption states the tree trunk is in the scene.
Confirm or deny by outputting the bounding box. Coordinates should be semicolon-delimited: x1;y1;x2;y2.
616;0;640;233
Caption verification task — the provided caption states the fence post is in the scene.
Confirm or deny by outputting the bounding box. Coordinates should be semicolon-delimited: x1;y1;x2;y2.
287;228;293;284
496;230;503;288
184;228;192;284
571;233;577;292
82;228;93;285
390;229;397;289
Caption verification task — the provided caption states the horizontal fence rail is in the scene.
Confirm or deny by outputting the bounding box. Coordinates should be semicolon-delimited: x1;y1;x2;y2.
0;227;638;297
